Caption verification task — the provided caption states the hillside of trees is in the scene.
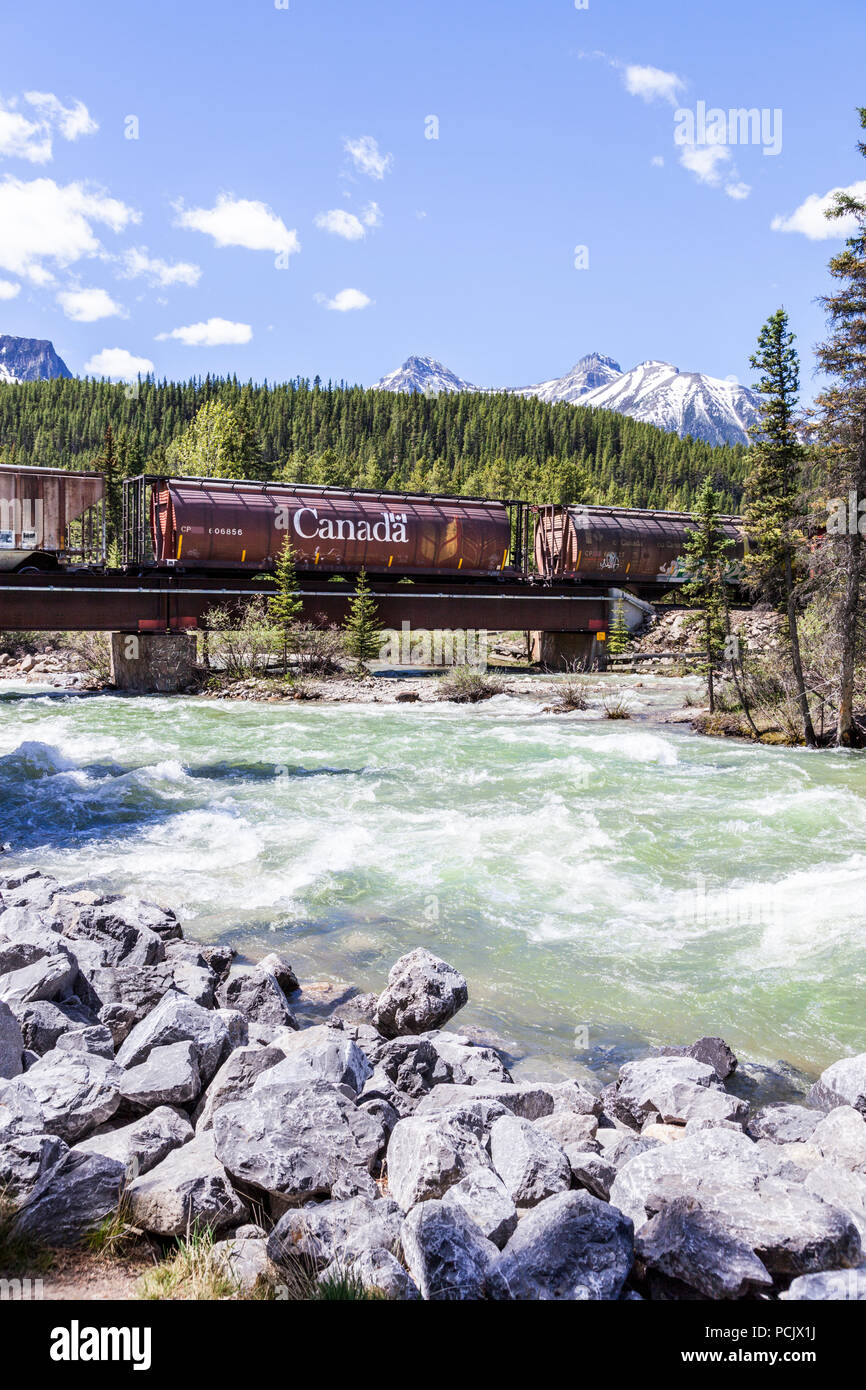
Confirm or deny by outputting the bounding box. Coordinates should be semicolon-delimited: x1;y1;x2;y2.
0;375;747;512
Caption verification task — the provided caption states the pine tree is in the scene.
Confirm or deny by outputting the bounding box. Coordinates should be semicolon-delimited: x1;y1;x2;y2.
683;478;733;712
745;309;816;745
812;107;866;746
95;422;121;558
268;537;303;673
342;568;383;672
607;597;630;656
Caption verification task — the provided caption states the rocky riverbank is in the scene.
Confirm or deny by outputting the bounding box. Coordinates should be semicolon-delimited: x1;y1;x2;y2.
1;869;865;1301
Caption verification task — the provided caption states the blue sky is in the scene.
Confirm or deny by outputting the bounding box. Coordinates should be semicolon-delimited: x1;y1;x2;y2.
1;0;864;399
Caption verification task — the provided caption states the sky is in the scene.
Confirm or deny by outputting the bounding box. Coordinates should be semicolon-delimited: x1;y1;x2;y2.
1;0;864;400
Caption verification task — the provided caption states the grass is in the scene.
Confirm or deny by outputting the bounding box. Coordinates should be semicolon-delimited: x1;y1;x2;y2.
314;1267;385;1301
437;665;504;703
83;1196;144;1260
601;693;633;720
137;1223;264;1302
545;677;590;713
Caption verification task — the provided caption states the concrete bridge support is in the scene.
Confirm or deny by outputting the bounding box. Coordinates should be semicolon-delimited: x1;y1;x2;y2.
530;631;607;671
109;632;198;693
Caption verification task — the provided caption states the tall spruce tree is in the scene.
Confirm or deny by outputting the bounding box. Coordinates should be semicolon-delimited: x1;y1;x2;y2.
813;107;866;746
342;569;383;672
96;422;121;558
745;309;816;745
683;478;732;712
268;537;303;673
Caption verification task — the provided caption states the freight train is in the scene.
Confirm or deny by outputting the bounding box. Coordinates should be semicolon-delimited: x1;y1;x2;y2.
0;466;746;588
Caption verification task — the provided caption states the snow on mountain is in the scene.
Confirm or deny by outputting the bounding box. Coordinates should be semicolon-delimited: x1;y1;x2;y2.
0;336;72;382
579;360;760;447
0;363;20;385
515;352;623;404
373;354;480;395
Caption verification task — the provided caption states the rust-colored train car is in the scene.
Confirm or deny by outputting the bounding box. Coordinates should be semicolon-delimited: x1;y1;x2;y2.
0;465;104;571
534;503;745;584
124;475;522;578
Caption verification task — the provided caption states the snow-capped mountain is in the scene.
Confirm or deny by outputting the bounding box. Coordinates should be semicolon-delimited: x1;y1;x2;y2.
373;354;480;396
0;336;71;382
516;352;623;404
0;363;20;385
579;360;760;447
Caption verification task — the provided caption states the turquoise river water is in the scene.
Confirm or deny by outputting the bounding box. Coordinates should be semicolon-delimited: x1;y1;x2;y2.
1;676;865;1082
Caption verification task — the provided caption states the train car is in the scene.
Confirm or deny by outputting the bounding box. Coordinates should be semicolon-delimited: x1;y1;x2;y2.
123;475;526;579
0;465;105;572
533;502;745;585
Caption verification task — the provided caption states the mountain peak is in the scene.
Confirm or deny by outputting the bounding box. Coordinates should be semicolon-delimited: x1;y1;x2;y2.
0;335;72;383
373;355;480;395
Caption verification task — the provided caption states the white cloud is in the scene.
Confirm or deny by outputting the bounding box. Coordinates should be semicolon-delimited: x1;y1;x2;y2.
679;142;731;185
0;176;138;284
119;246;201;287
315;209;366;241
57;286;125;322
174;193;299;256
0;92;97;164
725;181;751;201
0;279;20;299
156;317;252;346
651;155;665;168
84;347;153;382
318;288;372;312
771;180;866;240
623;65;685;106
344;135;393;180
362;201;382;228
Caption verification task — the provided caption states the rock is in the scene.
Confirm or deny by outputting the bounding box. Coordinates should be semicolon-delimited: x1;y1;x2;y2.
325;1247;420;1300
425;1031;512;1086
125;1131;248;1237
60;900;166;968
489;1114;571;1207
748;1103;823;1145
74;1106;193;1178
442;1167;518;1249
374;948;468;1038
213;1078;385;1205
415;1082;554;1121
654;1037;738;1081
216;966;298;1030
635;1196;774;1299
193;1045;284;1132
606;1056;745;1130
10;1149;125;1247
809;1106;866;1171
118;1041;201;1114
268;1195;403;1269
0;1077;44;1142
257;1025;371;1095
533;1111;598;1149
215;1008;248;1051
79;963;175;1045
257;952;300;995
360;1037;440;1114
810;1053;866;1115
386;1107;494;1211
15;997;99;1054
20;1049;122;1142
0;1133;68;1200
0;946;78;1007
212;1236;275;1293
804;1164;866;1241
488;1190;634;1301
54;1025;115;1061
401;1200;498;1300
728;1058;813;1107
330;993;380;1028
609;1128;863;1277
0;998;23;1077
780;1265;866;1300
641;1123;688;1145
116;988;230;1083
545;1078;603;1117
565;1149;617;1200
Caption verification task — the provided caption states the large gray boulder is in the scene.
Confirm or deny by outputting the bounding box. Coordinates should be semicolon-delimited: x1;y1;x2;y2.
441;1167;518;1249
216;965;298;1030
323;1247;420;1301
566;1149;617;1201
0;999;23;1077
20;1049;122;1142
606;1055;745;1130
0;945;78;1007
533;1111;599;1149
415;1082;554;1121
74;1105;193;1178
125;1130;248;1236
212;1235;275;1294
810;1106;866;1171
54;1024;115;1061
748;1103;823;1145
213;1078;385;1204
10;1149;125;1247
374;949;468;1038
268;1194;403;1269
0;1077;44;1142
193;1044;284;1132
810;1053;866;1116
14;997;100;1055
401;1199;497;1300
780;1265;866;1300
257;1025;371;1095
423;1030;511;1086
76;962;175;1045
60;899;166;968
489;1114;571;1207
654;1037;738;1081
635;1196;774;1299
386;1107;495;1210
488;1190;634;1300
0;1133;68;1201
118;1041;201;1114
116;989;230;1082
805;1164;866;1242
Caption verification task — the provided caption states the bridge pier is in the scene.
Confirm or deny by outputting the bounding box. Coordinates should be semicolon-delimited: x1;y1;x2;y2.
530;631;606;671
109;632;198;693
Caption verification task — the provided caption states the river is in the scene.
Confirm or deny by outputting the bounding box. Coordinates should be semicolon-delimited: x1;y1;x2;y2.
1;676;865;1084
